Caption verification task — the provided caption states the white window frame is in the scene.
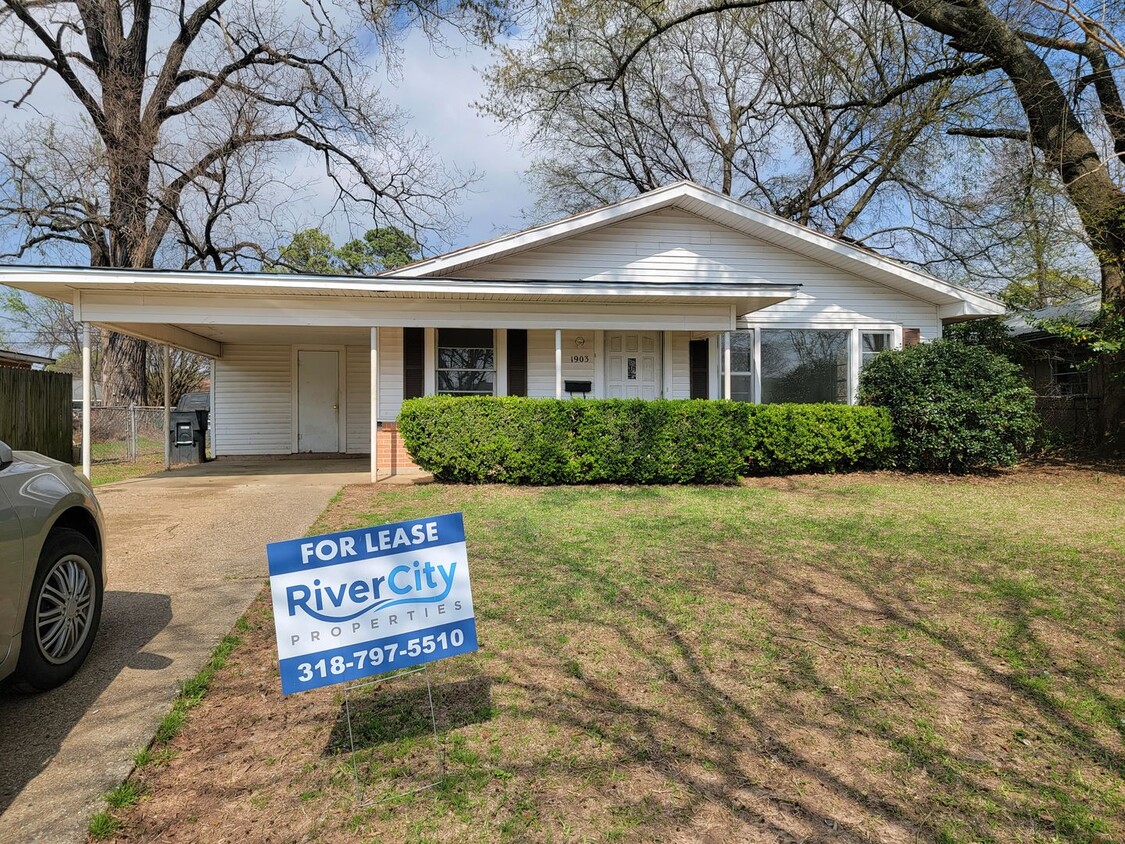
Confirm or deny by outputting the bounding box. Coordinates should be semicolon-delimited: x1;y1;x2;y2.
723;324;903;405
719;328;757;403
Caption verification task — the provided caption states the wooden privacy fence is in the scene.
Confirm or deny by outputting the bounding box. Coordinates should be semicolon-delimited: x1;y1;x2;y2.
0;368;73;462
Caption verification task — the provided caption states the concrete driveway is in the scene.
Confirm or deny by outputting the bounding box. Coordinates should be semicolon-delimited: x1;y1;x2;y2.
0;457;368;843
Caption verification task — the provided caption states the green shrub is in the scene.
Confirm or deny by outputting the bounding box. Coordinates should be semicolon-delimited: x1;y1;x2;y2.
397;397;896;484
859;339;1038;472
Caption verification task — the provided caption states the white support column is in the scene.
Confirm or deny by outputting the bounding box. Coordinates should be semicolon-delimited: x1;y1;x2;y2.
555;329;563;399
495;328;508;396
661;331;673;399
81;323;91;479
209;359;216;457
423;327;436;395
592;330;606;398
163;346;171;471
707;334;720;400
370;327;379;483
722;333;732;400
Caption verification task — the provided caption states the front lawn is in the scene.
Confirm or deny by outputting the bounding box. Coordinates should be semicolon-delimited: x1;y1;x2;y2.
97;467;1124;843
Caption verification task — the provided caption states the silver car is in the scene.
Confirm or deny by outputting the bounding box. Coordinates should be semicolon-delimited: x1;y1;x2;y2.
0;441;106;691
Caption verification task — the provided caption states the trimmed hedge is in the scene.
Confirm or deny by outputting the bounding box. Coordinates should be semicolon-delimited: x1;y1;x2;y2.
397;396;897;484
859;339;1039;472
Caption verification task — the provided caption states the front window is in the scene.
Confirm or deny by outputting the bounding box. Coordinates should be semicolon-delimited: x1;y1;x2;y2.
861;332;893;368
437;328;495;395
761;329;849;404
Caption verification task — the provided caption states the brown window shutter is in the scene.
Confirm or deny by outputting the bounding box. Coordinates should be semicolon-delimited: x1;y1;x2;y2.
689;339;709;399
903;328;921;347
403;327;425;399
507;329;528;396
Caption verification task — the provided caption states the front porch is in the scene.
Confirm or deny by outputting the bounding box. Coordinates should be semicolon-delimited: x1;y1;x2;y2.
208;326;728;480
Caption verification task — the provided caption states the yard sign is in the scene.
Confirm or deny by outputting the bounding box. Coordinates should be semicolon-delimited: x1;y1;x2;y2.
266;512;477;694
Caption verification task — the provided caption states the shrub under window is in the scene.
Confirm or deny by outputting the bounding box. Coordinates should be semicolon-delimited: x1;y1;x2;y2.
859;339;1038;472
398;397;896;484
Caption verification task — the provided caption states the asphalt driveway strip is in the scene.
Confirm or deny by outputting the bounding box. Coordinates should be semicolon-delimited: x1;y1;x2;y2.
0;457;368;844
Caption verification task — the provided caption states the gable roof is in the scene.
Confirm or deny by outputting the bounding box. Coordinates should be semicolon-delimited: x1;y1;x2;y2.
392;181;1005;318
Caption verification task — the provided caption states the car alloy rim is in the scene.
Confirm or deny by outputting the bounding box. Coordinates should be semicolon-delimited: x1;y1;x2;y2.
35;554;96;665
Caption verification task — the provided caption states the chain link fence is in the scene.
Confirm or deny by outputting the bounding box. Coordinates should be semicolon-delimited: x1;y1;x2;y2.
73;405;171;464
1034;395;1102;446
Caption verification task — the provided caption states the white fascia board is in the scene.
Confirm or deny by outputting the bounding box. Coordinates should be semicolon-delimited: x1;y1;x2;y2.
80;292;741;331
938;299;1008;320
0;266;796;302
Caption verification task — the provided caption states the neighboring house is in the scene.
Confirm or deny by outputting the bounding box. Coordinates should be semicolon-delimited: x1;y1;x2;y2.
0;181;1004;479
0;349;55;370
1006;294;1107;443
70;380;103;410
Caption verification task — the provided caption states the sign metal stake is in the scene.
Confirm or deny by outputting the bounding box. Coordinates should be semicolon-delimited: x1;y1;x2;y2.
343;664;445;806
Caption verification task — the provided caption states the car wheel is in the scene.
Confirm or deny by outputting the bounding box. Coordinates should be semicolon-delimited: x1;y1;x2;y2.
12;528;103;692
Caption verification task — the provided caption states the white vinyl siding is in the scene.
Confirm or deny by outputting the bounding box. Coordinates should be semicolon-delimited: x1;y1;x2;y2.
524;330;599;397
345;346;368;454
215;335;405;456
526;329;557;398
345;329;404;453
455;207;941;339
668;332;691;398
213;345;291;455
379;329;404;422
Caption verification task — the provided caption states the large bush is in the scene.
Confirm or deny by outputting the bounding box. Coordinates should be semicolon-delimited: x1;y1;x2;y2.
398;397;896;484
859;339;1038;472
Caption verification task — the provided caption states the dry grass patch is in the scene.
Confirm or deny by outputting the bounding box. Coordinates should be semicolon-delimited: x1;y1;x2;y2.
98;466;1124;843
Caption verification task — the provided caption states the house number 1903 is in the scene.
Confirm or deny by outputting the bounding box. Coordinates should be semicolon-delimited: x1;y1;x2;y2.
570;355;590;363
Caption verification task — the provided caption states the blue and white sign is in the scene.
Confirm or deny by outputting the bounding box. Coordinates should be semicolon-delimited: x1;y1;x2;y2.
266;512;477;695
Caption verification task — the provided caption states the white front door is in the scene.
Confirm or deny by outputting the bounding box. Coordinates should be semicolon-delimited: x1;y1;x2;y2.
605;331;661;399
297;350;339;452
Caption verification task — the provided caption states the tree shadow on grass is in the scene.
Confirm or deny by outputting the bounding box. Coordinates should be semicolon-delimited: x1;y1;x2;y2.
473;519;1123;843
324;675;494;753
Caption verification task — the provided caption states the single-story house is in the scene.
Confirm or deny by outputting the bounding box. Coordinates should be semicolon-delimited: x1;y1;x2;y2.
0;181;1004;480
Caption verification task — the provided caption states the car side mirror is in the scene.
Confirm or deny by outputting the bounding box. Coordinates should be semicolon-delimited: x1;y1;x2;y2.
0;441;12;471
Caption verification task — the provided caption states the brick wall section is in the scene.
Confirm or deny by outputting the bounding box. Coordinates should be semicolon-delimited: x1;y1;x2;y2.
376;421;420;474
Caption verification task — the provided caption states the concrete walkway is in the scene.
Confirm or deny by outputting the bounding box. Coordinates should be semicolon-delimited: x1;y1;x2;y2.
0;457;368;843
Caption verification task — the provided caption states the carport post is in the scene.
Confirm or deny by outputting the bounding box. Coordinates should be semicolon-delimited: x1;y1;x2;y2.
722;333;732;400
555;329;563;399
81;322;91;479
370;327;379;483
163;346;171;471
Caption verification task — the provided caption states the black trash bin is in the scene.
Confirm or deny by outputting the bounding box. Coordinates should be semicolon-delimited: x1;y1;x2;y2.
169;409;209;464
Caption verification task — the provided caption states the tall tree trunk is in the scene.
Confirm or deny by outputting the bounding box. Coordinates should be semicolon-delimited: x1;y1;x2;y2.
100;332;148;406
